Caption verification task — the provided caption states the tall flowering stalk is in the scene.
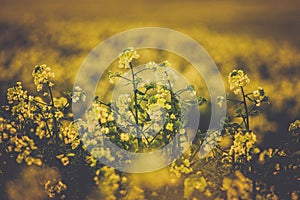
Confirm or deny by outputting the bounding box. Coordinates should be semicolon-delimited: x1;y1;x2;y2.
219;69;269;200
97;47;201;153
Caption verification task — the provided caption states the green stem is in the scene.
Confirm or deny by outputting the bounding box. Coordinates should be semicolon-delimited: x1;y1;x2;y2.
47;83;59;143
134;68;150;75
227;98;243;103
95;99;111;107
165;71;180;153
241;86;256;199
47;83;55;106
130;63;142;149
241;86;250;131
117;75;132;82
189;144;202;163
252;164;257;200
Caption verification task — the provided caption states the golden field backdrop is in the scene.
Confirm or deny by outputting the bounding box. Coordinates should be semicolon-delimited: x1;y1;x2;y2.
1;0;299;135
0;0;299;198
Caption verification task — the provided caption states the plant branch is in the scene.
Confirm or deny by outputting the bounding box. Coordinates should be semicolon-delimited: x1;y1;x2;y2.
130;62;142;148
241;86;250;131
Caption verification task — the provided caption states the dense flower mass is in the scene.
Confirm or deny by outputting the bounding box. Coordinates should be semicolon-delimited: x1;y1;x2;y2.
289;119;300;133
228;130;256;161
228;69;250;94
6;82;36;121
72;86;86;103
44;179;67;198
222;171;252;199
94;166;121;200
1;47;296;200
7;82;28;104
118;47;139;69
59;122;80;149
32;64;55;91
146;61;177;86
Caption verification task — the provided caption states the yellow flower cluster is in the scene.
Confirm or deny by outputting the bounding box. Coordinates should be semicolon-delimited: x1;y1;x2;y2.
71;86;86;103
252;87;266;106
59;122;80;149
184;175;208;199
118;47;139;69
145;61;177;86
1;106;43;166
165;123;173;131
122;184;145;200
53;97;68;108
35;119;50;139
8;135;42;166
217;96;226;108
228;70;250;94
258;148;279;163
0;118;16;143
289;119;300;133
85;155;97;167
142;85;176;134
90;147;115;162
108;71;122;83
44;180;67;199
120;132;130;142
86;103;114;127
170;158;193;182
94;166;121;200
229;130;256;161
222;171;252;200
32;64;55;91
6;82;37;121
7;82;28;104
56;153;74;166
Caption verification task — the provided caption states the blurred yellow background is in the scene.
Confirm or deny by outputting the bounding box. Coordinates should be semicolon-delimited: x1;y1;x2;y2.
0;0;299;145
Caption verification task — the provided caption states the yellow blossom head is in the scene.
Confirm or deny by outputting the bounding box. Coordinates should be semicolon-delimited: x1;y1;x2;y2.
228;69;250;94
118;47;139;69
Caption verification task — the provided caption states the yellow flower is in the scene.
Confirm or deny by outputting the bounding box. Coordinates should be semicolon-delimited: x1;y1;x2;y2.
121;176;128;183
161;60;172;67
118;47;139;69
228;69;250;94
100;117;107;124
179;129;185;134
183;159;190;167
120;133;130;142
252;87;265;106
72;86;86;103
34;158;43;166
166;123;173;131
56;154;64;159
101;127;110;134
61;157;69;166
165;104;172;110
55;111;64;119
107;114;114;122
229;130;257;161
146;61;158;70
32;64;55;91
